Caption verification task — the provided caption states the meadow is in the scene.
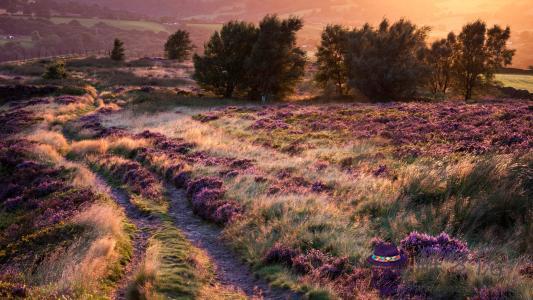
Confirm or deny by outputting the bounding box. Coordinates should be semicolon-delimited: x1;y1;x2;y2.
49;17;171;33
0;36;33;48
6;15;171;33
495;74;533;92
0;58;531;299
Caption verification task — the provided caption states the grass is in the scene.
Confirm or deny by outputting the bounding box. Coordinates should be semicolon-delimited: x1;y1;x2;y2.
186;23;223;31
495;73;533;92
4;59;531;299
8;16;171;33
0;36;33;48
100;99;532;298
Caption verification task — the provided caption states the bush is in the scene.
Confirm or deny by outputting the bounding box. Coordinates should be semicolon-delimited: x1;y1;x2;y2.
400;232;469;260
42;60;68;80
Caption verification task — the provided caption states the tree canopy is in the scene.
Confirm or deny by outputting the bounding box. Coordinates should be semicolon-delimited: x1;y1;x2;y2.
453;20;515;100
344;19;429;100
315;24;349;96
193;21;258;98
110;38;125;61
193;15;306;100
164;30;194;61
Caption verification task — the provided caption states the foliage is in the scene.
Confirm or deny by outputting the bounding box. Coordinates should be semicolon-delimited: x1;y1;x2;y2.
452;20;515;100
164;29;194;61
400;232;469;260
246;15;307;100
315;25;349;95
42;59;68;80
193;15;305;100
426;32;457;96
193;21;258;98
110;38;125;61
344;19;429;100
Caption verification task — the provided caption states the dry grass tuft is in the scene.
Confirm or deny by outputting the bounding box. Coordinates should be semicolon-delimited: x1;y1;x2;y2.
30;143;63;163
70;139;109;156
32;203;127;293
108;136;149;154
28;130;70;154
74;203;124;238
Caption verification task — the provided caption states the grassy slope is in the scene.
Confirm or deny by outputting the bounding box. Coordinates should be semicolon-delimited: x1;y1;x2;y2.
0;36;33;48
6;15;169;33
49;17;170;33
495;73;533;92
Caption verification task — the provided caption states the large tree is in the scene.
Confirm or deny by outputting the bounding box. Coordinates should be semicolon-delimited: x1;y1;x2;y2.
193;21;258;98
344;19;429;100
453;20;515;100
315;24;349;95
164;30;194;61
426;32;457;96
246;15;306;101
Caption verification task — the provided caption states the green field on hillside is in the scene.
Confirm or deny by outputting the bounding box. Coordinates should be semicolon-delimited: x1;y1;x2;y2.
0;36;33;48
185;23;222;31
495;73;533;92
48;17;170;33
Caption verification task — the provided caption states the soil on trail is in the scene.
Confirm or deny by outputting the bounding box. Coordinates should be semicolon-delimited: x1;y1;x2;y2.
165;183;300;300
95;177;159;300
97;177;298;300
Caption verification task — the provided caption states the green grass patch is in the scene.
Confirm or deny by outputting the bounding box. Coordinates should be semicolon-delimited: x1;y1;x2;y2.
495;73;533;92
152;224;205;298
0;36;33;48
48;17;170;33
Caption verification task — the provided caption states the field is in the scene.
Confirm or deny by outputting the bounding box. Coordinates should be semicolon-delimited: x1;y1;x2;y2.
495;74;533;92
0;36;33;48
7;15;170;33
186;23;223;31
49;17;170;33
0;58;531;299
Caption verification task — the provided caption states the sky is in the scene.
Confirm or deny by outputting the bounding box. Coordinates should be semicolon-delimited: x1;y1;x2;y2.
236;0;533;68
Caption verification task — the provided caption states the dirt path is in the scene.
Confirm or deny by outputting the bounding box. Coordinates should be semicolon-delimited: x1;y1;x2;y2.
94;177;159;300
165;183;300;300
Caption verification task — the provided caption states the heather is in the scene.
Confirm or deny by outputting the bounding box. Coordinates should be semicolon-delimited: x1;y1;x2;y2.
198;101;532;157
1;43;532;299
111;100;532;298
0;139;130;298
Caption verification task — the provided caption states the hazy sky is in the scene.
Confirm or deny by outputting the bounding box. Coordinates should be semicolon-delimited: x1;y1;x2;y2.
281;0;533;68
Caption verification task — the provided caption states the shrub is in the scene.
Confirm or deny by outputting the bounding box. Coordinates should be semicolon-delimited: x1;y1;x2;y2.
400;231;469;260
42;60;67;80
264;243;300;266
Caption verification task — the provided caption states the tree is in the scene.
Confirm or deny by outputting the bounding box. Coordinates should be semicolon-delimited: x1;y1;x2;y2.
110;38;125;61
529;65;533;71
426;32;457;96
246;15;306;100
43;60;67;80
452;20;515;100
30;31;41;42
315;24;349;95
193;21;258;98
164;30;194;61
344;19;429;100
